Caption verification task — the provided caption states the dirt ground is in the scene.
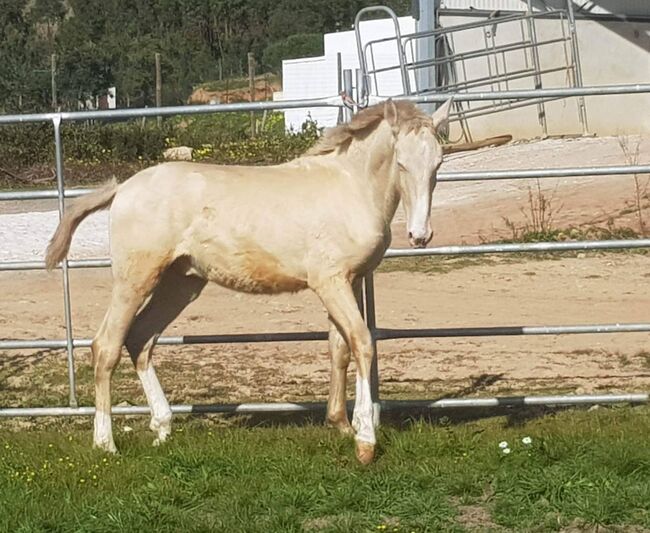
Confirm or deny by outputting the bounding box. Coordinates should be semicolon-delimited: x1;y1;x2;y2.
1;134;649;409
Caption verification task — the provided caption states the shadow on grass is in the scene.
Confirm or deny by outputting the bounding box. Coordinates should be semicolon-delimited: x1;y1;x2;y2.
195;373;591;431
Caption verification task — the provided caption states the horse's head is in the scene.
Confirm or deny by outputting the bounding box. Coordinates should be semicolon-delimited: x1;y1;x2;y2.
387;99;452;248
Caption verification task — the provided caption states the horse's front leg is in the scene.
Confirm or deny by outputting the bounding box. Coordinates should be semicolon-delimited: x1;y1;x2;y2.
326;278;362;435
327;321;354;435
315;277;377;465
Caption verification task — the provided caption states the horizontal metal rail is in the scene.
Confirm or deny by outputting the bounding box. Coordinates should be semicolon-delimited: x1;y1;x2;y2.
376;323;650;340
2;165;648;203
2;321;650;351
448;96;567;121
2;238;648;273
438;165;650;182
0;393;646;418
384;394;649;409
0;188;93;201
0;259;111;271
0;96;344;125
404;36;570;71
384;239;650;257
0;84;648;127
437;66;570;93
365;11;536;47
399;84;650;103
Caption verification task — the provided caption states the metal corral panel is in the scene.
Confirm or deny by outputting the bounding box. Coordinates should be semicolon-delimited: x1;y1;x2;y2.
440;0;650;16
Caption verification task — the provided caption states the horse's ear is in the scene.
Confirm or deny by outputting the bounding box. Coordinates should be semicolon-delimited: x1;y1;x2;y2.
384;99;399;131
432;98;453;134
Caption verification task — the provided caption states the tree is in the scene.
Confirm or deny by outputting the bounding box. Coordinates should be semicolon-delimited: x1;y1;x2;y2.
262;33;324;73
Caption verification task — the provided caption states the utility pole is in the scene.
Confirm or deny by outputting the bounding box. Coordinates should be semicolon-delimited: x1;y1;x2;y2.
51;54;57;110
248;52;256;137
155;52;162;126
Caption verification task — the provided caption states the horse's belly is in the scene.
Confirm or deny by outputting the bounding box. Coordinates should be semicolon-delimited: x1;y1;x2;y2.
188;246;308;295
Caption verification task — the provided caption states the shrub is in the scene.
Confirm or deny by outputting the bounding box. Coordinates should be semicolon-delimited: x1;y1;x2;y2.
0;113;321;178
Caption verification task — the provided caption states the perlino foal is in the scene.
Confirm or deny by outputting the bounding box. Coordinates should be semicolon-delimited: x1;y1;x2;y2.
46;99;452;464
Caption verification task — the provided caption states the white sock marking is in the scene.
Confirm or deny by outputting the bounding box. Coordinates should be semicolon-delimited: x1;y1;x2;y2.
137;366;171;440
93;410;116;452
353;375;376;445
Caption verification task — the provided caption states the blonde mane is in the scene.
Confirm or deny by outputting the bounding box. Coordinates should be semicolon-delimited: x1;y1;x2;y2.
306;100;434;156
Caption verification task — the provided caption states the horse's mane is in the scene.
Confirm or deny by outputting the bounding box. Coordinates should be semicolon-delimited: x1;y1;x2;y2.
306;100;433;157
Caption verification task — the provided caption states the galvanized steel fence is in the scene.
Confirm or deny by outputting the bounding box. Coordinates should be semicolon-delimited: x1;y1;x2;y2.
1;83;650;419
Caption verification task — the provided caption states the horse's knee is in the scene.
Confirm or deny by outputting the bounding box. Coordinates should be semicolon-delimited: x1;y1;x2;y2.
349;327;374;367
92;338;121;380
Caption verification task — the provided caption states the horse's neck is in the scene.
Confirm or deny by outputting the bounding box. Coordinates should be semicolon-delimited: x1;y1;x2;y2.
346;123;401;226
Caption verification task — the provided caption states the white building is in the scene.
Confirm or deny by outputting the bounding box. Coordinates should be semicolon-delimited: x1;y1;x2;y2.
277;1;650;138
278;16;416;131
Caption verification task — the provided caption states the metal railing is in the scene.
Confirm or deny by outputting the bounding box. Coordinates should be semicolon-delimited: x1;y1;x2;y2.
1;83;650;418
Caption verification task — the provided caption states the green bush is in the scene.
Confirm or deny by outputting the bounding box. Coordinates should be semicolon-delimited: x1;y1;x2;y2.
262;33;324;73
0;112;321;170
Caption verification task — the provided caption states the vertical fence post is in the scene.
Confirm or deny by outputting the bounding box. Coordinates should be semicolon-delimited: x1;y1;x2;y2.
51;54;57;111
565;0;589;135
524;0;548;137
248;52;256;137
155;53;162;127
336;53;343;124
53;115;78;408
342;69;354;123
364;273;381;426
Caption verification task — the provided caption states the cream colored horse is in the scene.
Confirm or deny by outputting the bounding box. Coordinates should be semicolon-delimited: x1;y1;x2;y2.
46;99;451;464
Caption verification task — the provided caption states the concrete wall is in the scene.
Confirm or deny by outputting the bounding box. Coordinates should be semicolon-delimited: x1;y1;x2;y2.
440;13;650;139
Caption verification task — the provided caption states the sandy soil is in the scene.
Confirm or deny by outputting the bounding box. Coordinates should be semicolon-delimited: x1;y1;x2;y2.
1;135;649;408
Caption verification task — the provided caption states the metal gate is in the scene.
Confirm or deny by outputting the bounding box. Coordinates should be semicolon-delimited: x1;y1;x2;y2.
354;1;588;140
1;84;650;419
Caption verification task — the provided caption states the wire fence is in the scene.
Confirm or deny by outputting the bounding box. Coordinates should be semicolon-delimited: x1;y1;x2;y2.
1;82;649;418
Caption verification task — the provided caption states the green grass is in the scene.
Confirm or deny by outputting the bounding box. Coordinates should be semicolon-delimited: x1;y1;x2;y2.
1;406;649;532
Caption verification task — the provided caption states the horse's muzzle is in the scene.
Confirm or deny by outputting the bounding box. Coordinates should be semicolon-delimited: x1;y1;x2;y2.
408;231;433;248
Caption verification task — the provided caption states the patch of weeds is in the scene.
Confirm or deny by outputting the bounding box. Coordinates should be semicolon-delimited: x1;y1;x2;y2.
617;353;632;367
378;255;504;275
618;135;650;237
634;350;650;370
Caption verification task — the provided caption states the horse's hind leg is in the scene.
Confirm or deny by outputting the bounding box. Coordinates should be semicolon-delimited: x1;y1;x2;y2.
93;279;155;452
125;264;206;446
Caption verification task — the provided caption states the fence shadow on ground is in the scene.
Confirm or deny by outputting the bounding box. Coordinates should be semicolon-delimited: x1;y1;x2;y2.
203;374;574;430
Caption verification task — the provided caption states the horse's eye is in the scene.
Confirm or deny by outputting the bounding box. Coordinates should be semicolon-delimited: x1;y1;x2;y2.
397;162;407;172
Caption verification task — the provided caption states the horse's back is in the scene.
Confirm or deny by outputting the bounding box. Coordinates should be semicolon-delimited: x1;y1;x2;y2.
107;160;388;292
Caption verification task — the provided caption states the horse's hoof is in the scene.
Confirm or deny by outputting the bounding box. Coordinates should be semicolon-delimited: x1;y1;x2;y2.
355;441;375;465
338;424;355;436
328;419;355;436
93;441;117;454
152;433;170;447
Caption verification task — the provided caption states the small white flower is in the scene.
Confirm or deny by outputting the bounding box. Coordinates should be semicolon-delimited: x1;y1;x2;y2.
522;436;532;445
498;441;509;449
122;426;133;433
502;447;511;455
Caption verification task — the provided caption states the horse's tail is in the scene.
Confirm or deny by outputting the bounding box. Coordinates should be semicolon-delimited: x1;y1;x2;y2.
45;178;119;270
